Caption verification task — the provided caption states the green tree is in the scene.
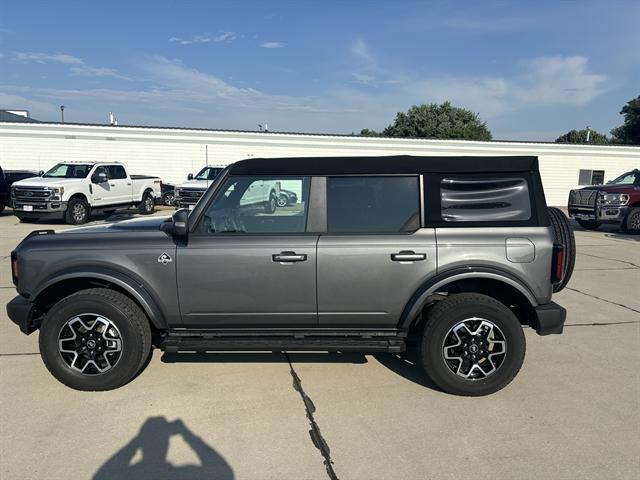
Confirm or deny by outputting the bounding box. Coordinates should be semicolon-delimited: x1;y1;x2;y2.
359;128;380;137
555;129;609;144
610;96;640;144
379;102;492;140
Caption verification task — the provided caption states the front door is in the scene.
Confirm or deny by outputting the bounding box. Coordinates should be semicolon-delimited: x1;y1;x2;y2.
177;175;316;327
316;175;437;327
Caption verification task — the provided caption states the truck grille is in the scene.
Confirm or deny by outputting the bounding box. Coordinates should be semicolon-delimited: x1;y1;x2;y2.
177;188;205;205
569;189;599;207
12;186;52;204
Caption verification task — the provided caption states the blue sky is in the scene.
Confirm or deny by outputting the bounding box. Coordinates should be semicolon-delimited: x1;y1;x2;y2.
1;0;638;140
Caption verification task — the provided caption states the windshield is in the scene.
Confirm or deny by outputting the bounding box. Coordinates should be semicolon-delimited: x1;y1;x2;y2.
43;163;93;179
608;171;639;185
195;167;222;181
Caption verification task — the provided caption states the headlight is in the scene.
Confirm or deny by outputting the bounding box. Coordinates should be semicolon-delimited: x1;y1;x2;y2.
601;193;629;205
52;187;64;195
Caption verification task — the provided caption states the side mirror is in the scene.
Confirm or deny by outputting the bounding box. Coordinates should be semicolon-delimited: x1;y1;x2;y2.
92;172;108;184
38;170;44;176
172;208;189;237
187;173;194;180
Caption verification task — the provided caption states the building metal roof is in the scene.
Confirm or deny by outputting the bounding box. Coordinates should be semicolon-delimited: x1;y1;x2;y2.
0;110;40;123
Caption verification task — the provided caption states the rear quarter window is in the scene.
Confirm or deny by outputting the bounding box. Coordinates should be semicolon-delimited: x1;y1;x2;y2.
424;174;536;226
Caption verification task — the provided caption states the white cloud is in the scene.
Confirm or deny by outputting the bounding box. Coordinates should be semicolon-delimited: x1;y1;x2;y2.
12;51;130;81
351;38;375;67
169;32;237;45
260;41;286;49
351;72;376;84
15;52;83;65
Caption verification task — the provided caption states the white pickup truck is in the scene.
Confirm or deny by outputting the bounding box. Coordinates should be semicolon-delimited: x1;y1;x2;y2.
11;162;162;225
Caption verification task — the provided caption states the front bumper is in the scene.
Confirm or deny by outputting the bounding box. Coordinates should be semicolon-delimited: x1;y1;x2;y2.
11;201;68;218
568;204;628;223
533;301;566;335
6;295;38;335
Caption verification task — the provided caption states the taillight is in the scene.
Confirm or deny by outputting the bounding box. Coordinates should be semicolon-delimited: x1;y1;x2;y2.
10;251;18;285
551;244;565;284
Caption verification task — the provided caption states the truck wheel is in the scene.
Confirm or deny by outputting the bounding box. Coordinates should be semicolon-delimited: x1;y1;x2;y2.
264;192;277;214
138;191;155;215
0;202;5;213
65;197;90;225
576;219;601;230
419;293;526;396
17;216;39;223
621;207;640;234
547;207;576;292
39;288;152;391
162;191;175;206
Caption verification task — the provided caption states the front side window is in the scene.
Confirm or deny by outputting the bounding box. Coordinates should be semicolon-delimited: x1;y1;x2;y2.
327;176;419;233
197;176;310;234
195;167;223;181
43;163;93;179
440;176;531;222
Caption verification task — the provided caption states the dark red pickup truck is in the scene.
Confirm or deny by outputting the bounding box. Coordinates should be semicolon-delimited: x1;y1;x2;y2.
568;169;640;233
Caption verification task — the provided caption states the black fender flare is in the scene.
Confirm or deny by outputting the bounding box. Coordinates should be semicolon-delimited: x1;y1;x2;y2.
32;266;167;329
397;266;539;330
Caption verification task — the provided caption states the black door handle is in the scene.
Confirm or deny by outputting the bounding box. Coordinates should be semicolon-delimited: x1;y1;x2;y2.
391;251;426;262
272;251;307;263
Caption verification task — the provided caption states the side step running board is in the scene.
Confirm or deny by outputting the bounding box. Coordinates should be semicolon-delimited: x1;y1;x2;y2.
161;336;406;354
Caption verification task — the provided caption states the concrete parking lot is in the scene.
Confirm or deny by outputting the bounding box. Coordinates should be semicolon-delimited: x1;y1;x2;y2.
1;207;638;480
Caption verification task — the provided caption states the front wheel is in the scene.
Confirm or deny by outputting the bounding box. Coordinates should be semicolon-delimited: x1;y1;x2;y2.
65;197;90;225
39;288;152;391
138;191;155;215
420;293;526;396
264;192;277;214
622;207;640;234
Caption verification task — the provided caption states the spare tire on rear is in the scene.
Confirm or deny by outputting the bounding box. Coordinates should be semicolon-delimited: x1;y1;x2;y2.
547;207;576;292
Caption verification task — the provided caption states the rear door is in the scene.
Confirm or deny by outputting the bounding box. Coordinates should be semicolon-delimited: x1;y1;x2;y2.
316;175;437;328
106;165;131;204
176;175;318;327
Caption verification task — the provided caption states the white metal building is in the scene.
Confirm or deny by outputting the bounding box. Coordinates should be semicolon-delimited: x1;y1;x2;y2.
0;121;638;206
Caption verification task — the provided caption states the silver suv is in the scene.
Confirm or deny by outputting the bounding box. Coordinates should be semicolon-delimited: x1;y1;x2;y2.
7;155;573;396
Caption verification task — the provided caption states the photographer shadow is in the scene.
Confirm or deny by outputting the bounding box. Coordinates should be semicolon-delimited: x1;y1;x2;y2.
93;416;233;480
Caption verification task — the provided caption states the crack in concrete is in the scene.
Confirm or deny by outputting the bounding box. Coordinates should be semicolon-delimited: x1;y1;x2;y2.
566;287;640;314
577;252;640;269
286;352;339;480
565;320;640;327
0;352;39;357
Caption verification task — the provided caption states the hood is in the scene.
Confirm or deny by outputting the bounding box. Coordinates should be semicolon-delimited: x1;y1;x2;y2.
578;184;636;193
176;180;211;190
58;215;171;234
12;177;85;188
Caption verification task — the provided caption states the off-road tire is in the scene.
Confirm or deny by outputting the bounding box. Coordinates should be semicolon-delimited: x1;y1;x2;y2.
65;197;90;225
621;207;640;234
138;190;155;215
419;293;526;396
17;216;39;223
576;219;601;230
39;288;152;391
548;207;576;292
264;191;277;214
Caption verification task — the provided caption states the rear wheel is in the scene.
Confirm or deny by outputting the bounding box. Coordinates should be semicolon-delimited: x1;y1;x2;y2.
39;288;152;391
276;193;288;207
162;191;175;206
548;207;576;292
576;219;601;230
17;216;39;223
419;293;525;396
65;197;90;225
622;207;640;234
264;191;277;213
138;191;155;215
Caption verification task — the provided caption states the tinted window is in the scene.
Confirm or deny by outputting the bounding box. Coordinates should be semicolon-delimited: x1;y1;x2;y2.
43;163;93;178
198;176;310;234
440;176;531;222
107;165;127;179
195;167;223;181
327;176;419;233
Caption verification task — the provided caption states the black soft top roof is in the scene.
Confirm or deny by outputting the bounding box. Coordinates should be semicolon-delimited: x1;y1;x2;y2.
230;155;538;176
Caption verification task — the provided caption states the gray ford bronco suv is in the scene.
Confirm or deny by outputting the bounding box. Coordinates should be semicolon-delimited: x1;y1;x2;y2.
7;156;573;396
